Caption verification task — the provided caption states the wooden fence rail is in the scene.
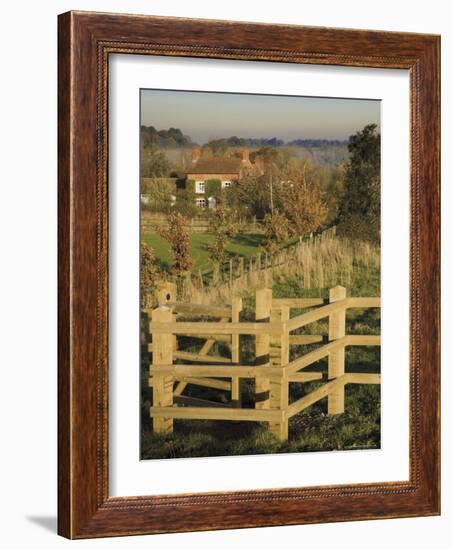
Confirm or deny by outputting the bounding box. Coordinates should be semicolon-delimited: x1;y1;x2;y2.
147;284;380;442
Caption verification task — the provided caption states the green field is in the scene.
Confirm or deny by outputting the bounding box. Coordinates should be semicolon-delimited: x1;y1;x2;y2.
142;230;268;271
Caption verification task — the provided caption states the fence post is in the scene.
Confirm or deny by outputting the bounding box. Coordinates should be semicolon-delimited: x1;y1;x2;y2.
231;297;243;407
151;306;174;433
239;257;244;277
255;288;272;409
155;281;178;354
156;281;177;305
269;304;289;441
328;286;346;415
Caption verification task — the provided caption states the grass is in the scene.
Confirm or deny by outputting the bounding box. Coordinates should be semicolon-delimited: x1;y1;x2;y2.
142;230;267;271
179;235;380;305
141;384;380;459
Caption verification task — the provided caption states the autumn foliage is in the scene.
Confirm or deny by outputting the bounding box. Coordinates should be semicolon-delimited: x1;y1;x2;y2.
157;212;192;276
281;160;328;238
207;199;240;264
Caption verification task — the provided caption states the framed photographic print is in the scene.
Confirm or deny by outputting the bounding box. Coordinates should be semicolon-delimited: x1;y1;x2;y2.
58;11;440;538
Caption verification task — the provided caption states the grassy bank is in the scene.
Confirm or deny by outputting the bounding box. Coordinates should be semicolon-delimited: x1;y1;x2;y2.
142;230;267;271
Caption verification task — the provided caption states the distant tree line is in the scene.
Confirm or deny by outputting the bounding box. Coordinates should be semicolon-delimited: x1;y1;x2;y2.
140;126;195;148
286;138;348;147
141;126;348;151
205;136;347;153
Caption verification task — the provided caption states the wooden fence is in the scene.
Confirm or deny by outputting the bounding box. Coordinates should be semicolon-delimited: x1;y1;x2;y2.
192;225;338;287
146;284;380;441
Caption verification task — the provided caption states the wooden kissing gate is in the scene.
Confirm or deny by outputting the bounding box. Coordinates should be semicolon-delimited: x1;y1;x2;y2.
147;284;381;442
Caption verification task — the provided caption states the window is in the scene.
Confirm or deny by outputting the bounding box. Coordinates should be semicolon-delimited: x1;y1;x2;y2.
196;198;206;208
195;181;205;193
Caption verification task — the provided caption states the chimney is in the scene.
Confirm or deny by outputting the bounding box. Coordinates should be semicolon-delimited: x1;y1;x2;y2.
241;146;249;163
192;146;201;164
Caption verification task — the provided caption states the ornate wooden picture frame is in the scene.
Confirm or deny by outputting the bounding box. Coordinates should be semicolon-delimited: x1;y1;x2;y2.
58;11;440;538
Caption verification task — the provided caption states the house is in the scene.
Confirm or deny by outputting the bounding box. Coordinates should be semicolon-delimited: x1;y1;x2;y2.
186;146;253;208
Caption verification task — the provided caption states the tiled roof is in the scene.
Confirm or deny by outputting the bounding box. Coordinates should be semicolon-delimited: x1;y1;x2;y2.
188;157;243;175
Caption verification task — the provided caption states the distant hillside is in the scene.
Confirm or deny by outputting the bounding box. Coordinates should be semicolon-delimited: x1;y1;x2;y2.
141;126;195;148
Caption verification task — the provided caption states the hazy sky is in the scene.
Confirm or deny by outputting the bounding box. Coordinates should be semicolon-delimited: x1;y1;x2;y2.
141;89;380;144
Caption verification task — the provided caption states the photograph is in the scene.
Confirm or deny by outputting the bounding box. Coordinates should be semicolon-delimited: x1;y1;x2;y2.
140;89;382;460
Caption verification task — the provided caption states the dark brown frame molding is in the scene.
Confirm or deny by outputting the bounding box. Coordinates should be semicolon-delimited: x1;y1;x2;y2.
58;11;440;538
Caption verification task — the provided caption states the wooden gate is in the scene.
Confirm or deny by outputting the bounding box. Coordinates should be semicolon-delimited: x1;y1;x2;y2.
147;285;380;441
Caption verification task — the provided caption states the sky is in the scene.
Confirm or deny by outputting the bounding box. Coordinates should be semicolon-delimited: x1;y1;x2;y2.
140;89;380;145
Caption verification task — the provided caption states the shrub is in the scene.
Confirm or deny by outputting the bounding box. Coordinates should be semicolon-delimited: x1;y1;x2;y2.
157;212;192;276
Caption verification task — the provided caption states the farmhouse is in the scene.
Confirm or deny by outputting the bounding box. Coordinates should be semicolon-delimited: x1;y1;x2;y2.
186;146;253;208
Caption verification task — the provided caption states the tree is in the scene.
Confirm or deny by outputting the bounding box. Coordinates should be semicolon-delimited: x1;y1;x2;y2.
140;242;159;306
235;171;285;220
337;124;381;242
174;185;198;218
320;162;347;225
141;178;176;212
262;210;290;254
207;199;240;265
157;212;192;276
141;146;171;178
281;159;328;238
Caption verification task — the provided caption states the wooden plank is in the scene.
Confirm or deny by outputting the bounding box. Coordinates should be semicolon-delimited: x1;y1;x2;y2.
152;363;283;377
169;302;231;318
174;333;231;343
328;286;346;415
178;377;231;390
286;338;345;375
173;351;232;364
269;305;289;441
345;335;381;346
231;299;242;364
345;373;381;385
149;321;284;335
286;299;349;331
151;307;174;434
347;297;381;308
289;335;323;345
255;288;272;409
289;372;323;382
273;298;324;308
150;376;231;391
151;406;282;422
287;377;345;418
231;297;243;407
